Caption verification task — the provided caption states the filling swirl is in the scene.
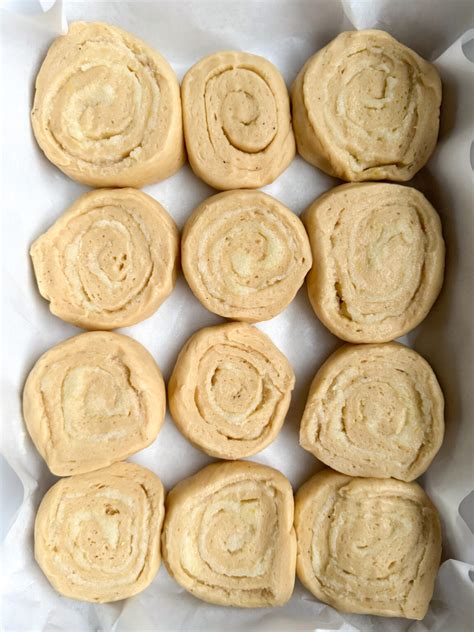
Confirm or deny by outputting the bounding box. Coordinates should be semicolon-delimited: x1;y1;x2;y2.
183;191;312;321
169;323;294;459
49;47;160;168
31;22;183;185
182;480;277;584
295;472;441;618
182;52;295;189
300;344;444;481
293;30;441;181
204;66;278;165
31;189;178;329
198;208;299;309
35;463;164;602
304;183;444;342
24;332;165;476
162;462;296;607
323;47;419;173
331;200;426;324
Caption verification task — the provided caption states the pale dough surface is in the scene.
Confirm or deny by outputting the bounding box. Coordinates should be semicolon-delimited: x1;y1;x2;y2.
182;51;295;190
291;29;442;181
303;183;445;342
23;332;165;476
182;190;312;322
31;21;185;187
169;322;295;459
295;469;442;619
35;461;165;603
162;460;296;607
30;188;179;330
300;343;444;481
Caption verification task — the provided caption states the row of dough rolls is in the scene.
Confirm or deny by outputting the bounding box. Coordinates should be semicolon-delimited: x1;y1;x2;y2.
22;325;444;479
32;23;441;188
34;460;441;619
31;181;444;341
22;321;295;474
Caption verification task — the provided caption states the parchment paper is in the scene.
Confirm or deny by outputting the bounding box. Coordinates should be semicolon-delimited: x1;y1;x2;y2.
1;1;473;630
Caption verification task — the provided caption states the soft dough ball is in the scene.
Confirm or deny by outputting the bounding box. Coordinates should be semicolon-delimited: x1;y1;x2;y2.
35;462;165;603
291;30;442;181
182;189;312;322
300;343;444;481
295;469;442;619
162;461;296;607
303;183;445;343
31;22;185;187
169;322;295;459
30;188;179;330
182;51;295;189
23;332;166;476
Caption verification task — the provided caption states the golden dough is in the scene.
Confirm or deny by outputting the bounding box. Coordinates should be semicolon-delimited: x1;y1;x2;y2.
169;322;295;459
23;332;165;476
291;29;442;181
182;190;312;322
303;183;445;343
162;461;296;607
35;462;165;603
295;469;442;619
30;188;179;330
182;51;295;189
300;343;444;481
31;21;184;187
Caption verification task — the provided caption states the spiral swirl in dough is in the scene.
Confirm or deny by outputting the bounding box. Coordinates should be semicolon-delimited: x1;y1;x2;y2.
31;21;184;187
300;343;444;481
162;461;296;607
303;183;444;343
35;462;165;603
182;190;312;322
291;30;442;181
30;188;179;330
23;332;165;476
169;323;295;459
295;469;441;619
182;51;295;189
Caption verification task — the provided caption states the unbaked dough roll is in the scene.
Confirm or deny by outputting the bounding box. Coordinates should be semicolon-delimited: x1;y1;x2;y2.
169;322;295;459
30;188;179;330
303;183;444;343
182;51;295;189
162;461;296;607
295;469;442;619
35;462;165;603
31;21;184;187
23;332;165;476
291;29;442;181
182;190;312;321
300;343;444;481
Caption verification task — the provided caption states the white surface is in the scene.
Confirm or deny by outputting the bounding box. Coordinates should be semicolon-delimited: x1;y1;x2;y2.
1;1;473;631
